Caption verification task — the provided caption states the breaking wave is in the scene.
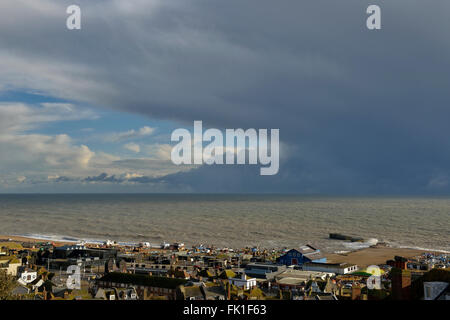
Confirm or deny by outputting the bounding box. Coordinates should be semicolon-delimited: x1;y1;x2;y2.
342;238;379;251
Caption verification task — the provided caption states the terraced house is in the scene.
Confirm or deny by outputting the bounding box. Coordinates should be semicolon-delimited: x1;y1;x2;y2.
96;272;187;300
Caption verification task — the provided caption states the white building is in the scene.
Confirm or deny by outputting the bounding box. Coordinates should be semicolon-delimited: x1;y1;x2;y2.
18;268;38;284
229;274;257;290
0;256;21;276
302;262;358;275
276;269;335;282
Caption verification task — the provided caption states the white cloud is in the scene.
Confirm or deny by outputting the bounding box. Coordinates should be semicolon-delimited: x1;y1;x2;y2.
143;143;175;161
124;142;141;153
0;133;95;169
104;126;155;142
0;102;98;182
0;102;96;134
123;172;144;179
139;126;154;135
17;176;26;183
0;102;189;189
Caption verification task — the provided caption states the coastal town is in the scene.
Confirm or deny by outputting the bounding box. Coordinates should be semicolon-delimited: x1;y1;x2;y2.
0;236;449;301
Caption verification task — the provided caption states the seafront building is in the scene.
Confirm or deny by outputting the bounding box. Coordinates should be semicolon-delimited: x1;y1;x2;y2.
277;245;327;266
302;262;359;274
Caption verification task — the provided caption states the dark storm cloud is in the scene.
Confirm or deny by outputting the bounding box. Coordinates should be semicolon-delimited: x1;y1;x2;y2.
83;173;122;183
1;0;450;193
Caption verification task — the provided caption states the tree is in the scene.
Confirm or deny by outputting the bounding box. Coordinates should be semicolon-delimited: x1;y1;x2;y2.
0;269;16;300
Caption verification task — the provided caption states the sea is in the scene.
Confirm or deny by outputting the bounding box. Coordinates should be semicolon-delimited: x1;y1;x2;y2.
0;194;448;253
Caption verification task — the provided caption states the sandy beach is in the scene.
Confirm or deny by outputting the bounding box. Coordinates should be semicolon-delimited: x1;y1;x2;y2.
326;244;437;267
0;235;84;247
0;235;169;252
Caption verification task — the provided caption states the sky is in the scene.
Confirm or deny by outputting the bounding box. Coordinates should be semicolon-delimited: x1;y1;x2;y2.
0;0;450;194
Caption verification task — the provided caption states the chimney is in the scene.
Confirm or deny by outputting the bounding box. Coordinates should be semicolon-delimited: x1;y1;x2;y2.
351;284;361;300
391;268;411;300
394;256;408;270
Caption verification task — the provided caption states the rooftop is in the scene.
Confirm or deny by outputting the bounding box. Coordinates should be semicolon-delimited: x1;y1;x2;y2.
99;272;187;289
304;262;357;268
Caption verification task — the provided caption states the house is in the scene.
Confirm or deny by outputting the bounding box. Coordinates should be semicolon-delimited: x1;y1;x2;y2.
12;285;30;296
219;269;236;279
30;278;45;291
274;269;334;290
277;245;326;267
305;280;322;296
18;267;38;284
323;277;340;296
128;263;169;277
54;245;117;262
276;269;334;282
0;255;22;276
196;268;215;279
51;287;72;299
96;272;187;300
302;262;358;275
202;284;227;300
117;287;138;300
53;244;87;259
245;263;286;280
275;277;306;290
167;266;190;279
180;285;204;300
245;287;265;300
228;274;257;290
94;288;117;300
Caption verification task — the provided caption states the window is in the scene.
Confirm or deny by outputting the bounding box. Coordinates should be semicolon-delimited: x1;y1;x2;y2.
425;287;431;299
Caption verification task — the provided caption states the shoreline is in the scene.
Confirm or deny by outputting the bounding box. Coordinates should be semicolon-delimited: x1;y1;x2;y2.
1;234;446;268
0;234;79;247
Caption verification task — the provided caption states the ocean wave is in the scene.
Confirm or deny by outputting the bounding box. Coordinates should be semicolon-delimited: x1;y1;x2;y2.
14;233;163;248
384;241;450;254
342;238;379;250
15;233;80;243
15;233;111;245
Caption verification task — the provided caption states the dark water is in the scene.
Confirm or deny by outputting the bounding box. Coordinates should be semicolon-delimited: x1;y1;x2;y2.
0;194;448;253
